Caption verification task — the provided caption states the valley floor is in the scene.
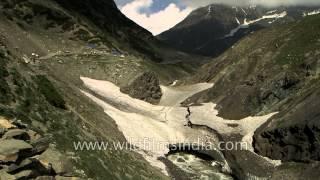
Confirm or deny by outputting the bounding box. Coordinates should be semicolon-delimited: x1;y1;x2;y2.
80;77;280;178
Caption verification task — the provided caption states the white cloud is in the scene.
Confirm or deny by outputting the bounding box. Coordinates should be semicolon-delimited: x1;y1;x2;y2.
118;0;320;35
181;0;320;7
120;0;192;35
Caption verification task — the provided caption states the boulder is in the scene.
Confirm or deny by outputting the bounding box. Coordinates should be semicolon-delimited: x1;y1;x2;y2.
2;129;30;141
55;176;83;180
12;120;28;129
7;158;33;173
30;137;50;155
14;170;34;179
38;148;73;175
35;176;55;180
8;157;53;176
0;170;15;180
0;139;33;163
27;130;42;143
0;128;5;138
0;164;9;172
120;72;162;104
0;117;16;129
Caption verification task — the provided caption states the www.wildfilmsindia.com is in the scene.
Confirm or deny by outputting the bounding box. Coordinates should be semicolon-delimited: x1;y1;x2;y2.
73;138;249;151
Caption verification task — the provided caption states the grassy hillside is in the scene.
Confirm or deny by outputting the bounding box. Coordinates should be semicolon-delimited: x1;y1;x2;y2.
186;14;320;162
0;39;169;179
0;0;195;179
189;14;320;118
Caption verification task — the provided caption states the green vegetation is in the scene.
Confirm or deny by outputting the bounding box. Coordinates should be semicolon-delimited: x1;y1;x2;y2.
0;51;12;104
190;15;320;120
0;55;168;179
275;15;320;66
34;75;66;109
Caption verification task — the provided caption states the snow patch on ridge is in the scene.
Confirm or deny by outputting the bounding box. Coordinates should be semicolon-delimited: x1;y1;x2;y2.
241;8;247;15
170;80;178;87
303;9;320;17
225;11;287;38
267;10;277;14
208;5;212;15
235;17;240;25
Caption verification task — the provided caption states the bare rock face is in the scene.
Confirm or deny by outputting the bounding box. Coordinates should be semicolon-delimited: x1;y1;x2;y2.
0;117;82;179
55;176;83;180
120;72;162;104
2;129;30;141
253;90;320;162
38;147;73;176
0;139;33;163
0;118;16;129
0;170;15;180
35;176;55;180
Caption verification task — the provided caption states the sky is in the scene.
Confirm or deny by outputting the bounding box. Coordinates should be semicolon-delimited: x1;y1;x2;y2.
115;0;320;35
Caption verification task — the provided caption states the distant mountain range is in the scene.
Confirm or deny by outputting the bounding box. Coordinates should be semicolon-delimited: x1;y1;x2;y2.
1;0;320;179
158;4;320;57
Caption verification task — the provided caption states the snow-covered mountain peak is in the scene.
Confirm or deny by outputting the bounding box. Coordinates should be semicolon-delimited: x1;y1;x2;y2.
158;4;320;57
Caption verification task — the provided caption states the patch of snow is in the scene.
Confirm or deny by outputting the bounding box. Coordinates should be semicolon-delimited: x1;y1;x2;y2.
80;77;280;174
241;8;247;15
268;18;278;24
249;4;257;9
232;6;238;12
208;5;212;15
170;80;178;87
235;17;240;25
261;11;287;20
22;55;31;64
267;10;277;14
225;11;287;38
31;53;39;57
303;9;320;17
225;18;251;38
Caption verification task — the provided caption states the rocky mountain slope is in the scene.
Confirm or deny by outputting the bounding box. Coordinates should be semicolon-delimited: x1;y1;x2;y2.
120;72;163;104
0;0;199;64
1;0;320;179
158;4;320;57
0;38;169;179
0;0;198;179
50;0;198;63
185;13;320;165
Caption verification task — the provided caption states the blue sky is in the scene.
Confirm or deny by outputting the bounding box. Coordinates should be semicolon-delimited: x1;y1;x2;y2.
116;0;186;14
115;0;320;35
114;0;193;35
